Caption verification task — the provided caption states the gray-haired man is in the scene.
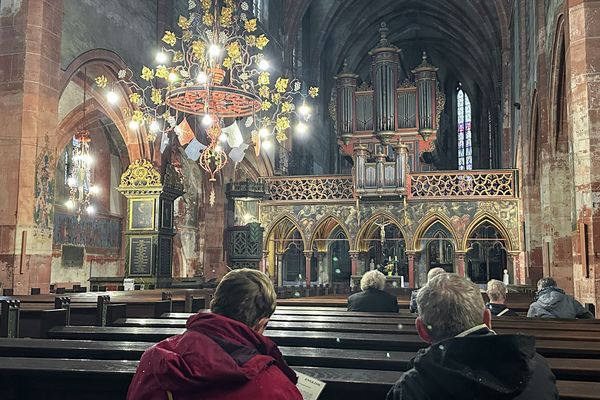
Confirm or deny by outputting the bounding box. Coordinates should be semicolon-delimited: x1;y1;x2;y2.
387;273;558;400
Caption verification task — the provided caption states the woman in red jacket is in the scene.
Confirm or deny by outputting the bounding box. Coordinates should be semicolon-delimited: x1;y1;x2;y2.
127;269;302;400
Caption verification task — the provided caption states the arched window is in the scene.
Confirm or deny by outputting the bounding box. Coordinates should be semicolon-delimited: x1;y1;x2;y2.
457;86;473;170
253;0;267;23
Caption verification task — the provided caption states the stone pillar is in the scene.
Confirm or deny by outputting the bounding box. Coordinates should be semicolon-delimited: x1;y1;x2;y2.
349;251;359;277
262;251;268;275
0;1;64;294
303;250;313;287
316;252;327;284
568;0;600;308
456;252;466;277
407;252;416;288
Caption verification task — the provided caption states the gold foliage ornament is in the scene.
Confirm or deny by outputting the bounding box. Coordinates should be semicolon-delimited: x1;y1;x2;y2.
119;159;162;188
94;0;319;204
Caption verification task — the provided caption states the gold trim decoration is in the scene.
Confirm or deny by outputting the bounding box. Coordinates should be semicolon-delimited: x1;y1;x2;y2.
120;159;162;188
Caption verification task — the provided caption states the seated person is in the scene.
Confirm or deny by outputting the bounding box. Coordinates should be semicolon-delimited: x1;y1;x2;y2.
409;267;446;313
387;273;558;400
528;277;594;319
486;279;518;316
127;268;302;400
347;270;399;312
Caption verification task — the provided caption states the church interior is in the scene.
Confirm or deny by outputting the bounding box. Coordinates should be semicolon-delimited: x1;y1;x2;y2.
1;0;600;398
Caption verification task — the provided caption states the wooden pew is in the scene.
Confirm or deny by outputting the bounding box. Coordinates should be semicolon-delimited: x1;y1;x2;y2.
46;325;600;360
0;350;597;399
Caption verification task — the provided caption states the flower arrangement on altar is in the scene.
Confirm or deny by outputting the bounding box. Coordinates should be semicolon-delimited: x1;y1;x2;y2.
94;0;318;204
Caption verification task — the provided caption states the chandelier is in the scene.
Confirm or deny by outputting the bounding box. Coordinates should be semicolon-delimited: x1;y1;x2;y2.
65;68;99;217
95;0;318;204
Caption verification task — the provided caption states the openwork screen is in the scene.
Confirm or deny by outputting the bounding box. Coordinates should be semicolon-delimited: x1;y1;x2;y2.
410;171;515;198
457;88;473;170
265;177;354;201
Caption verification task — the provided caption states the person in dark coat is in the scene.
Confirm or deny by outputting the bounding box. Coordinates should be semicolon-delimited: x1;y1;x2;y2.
127;268;302;400
347;270;399;312
409;267;446;313
528;277;594;319
387;273;558;400
486;279;518;317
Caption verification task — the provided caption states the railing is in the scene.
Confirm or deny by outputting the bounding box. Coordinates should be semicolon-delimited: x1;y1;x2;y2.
262;176;355;202
409;170;517;199
260;170;518;202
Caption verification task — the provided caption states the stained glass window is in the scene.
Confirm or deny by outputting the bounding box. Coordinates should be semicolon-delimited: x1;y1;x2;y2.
253;0;263;22
457;87;472;170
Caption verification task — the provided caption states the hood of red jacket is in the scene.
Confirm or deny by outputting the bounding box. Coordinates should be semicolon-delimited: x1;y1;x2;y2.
136;313;297;394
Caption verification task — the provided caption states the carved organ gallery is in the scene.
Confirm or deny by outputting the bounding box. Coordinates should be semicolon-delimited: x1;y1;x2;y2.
228;23;521;290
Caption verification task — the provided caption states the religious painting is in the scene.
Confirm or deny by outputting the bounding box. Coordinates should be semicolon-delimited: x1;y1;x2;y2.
130;199;155;230
129;236;153;276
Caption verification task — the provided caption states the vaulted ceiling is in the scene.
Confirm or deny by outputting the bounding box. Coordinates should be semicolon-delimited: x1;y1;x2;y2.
285;0;509;102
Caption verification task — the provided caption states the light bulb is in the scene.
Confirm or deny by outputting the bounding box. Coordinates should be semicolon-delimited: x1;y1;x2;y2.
295;122;308;134
299;104;310;116
258;59;270;70
259;127;269;138
86;205;96;215
197;71;208;84
155;51;168;64
65;200;75;209
168;72;178;82
129;120;140;130
67;177;77;187
214;144;223;153
219;133;228;142
202;114;213;127
262;140;271;150
149;120;160;132
106;91;119;104
89;185;100;195
81;155;93;165
209;44;221;58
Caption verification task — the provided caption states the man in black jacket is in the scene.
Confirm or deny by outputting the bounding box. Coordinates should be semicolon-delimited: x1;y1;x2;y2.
387;273;558;400
347;270;398;312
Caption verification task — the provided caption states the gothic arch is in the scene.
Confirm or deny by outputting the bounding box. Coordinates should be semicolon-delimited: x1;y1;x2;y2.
462;213;514;252
263;213;308;250
549;14;566;154
58;49;152;162
308;215;352;252
412;212;458;251
355;212;408;252
528;89;540;181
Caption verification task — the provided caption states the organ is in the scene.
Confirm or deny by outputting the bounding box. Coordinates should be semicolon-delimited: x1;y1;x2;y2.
334;22;445;197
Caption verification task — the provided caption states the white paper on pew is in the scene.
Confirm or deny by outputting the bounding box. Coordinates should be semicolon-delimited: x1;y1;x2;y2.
295;371;326;400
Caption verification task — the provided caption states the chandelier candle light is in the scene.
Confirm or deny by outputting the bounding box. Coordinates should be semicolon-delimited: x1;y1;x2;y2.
95;0;319;205
66;67;99;218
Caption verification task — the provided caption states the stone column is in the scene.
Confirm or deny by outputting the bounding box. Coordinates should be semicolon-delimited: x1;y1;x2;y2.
262;251;269;275
276;252;283;288
349;251;359;276
303;250;313;288
568;0;600;307
316;252;327;284
0;1;64;294
407;252;416;287
456;252;466;277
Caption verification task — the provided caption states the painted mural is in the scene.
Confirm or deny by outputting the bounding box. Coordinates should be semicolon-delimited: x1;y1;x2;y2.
34;135;55;230
53;212;122;250
260;199;520;252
